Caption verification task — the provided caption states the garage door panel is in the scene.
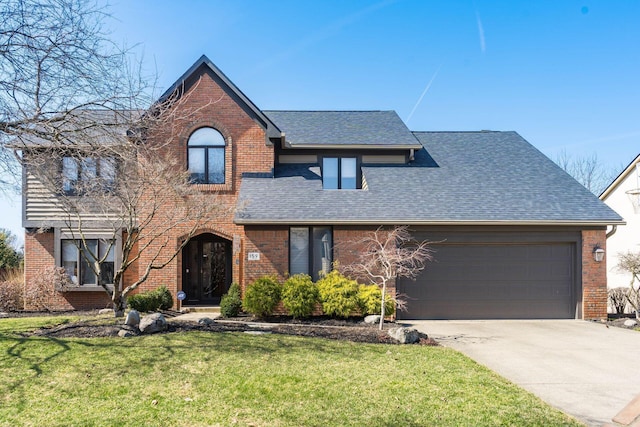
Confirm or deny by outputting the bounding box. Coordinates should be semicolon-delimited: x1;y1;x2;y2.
397;242;576;319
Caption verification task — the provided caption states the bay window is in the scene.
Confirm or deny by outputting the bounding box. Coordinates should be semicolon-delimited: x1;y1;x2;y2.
61;239;115;286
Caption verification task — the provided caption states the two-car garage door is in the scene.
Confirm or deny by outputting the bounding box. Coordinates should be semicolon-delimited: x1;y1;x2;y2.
397;231;579;319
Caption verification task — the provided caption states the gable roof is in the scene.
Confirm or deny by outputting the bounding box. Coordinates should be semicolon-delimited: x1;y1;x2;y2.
236;130;623;226
264;110;422;149
599;153;640;200
159;55;282;140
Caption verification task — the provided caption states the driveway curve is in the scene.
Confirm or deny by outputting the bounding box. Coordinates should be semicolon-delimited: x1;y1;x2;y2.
406;320;640;426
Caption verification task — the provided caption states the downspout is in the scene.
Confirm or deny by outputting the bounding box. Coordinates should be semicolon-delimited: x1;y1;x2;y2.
606;225;618;239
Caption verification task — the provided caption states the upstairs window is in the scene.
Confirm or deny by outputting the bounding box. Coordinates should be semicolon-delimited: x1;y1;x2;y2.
62;156;117;195
322;157;358;189
61;239;115;286
188;127;225;184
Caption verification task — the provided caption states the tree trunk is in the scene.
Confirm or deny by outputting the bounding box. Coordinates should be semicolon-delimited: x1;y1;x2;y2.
379;283;386;331
112;292;126;317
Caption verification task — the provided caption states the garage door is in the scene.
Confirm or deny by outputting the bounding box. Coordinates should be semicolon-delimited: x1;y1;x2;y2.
397;240;577;320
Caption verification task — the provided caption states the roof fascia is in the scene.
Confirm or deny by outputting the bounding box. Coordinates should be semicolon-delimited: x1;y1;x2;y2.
283;143;423;150
599;153;640;200
234;218;626;226
158;55;282;140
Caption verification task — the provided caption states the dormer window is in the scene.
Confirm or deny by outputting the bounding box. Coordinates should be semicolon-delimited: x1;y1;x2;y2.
188;127;225;184
322;157;359;189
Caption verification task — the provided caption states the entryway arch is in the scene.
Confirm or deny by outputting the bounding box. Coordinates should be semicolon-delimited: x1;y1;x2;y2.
181;233;232;304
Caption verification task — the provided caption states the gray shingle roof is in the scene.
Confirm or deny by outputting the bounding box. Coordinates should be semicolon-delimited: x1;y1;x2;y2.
263;110;422;148
235;131;623;225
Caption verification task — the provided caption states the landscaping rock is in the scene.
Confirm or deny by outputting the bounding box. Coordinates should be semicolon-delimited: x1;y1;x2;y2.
98;308;112;315
139;313;168;334
624;319;638;327
198;317;215;325
388;327;421;344
125;310;140;327
118;329;135;338
0;312;8;318
364;315;381;324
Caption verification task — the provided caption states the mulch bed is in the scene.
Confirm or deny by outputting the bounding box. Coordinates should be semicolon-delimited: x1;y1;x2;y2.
7;310;437;345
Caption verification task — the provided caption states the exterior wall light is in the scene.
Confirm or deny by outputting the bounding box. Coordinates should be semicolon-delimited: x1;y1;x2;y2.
593;246;605;262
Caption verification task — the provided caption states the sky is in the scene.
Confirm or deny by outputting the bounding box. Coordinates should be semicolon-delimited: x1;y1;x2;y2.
2;0;639;247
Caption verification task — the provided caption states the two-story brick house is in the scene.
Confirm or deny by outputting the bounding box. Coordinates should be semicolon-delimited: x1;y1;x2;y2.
22;55;623;319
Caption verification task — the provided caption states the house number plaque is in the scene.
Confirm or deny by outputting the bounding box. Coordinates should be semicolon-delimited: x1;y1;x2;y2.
248;252;260;261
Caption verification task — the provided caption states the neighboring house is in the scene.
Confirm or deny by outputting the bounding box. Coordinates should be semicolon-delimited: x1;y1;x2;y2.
21;55;623;319
600;154;640;290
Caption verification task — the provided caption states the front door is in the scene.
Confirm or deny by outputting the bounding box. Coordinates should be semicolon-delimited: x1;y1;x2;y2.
182;234;231;304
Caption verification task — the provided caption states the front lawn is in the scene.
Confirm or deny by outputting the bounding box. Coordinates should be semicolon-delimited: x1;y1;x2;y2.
0;316;581;426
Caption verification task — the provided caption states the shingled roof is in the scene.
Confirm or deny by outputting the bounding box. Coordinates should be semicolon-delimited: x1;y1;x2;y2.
235;130;623;225
263;110;422;149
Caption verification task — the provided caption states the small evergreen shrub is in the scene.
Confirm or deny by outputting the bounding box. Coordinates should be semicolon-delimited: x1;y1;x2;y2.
242;275;281;317
220;283;243;317
316;270;359;318
281;274;318;319
127;285;173;312
357;284;395;317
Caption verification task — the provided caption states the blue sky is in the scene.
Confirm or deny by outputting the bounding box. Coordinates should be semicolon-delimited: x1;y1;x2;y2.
2;0;639;245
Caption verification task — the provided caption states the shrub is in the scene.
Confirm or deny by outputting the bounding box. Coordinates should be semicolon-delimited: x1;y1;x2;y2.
24;266;68;311
357;284;395;317
609;287;629;314
127;285;173;312
220;283;243;317
282;274;318;319
316;270;359;318
0;276;23;311
242;275;281;317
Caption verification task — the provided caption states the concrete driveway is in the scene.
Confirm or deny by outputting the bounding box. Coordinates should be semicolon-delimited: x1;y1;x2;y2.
405;320;640;426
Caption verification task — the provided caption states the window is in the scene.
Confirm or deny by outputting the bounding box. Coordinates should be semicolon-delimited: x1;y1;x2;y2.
61;239;115;285
289;227;332;281
62;156;116;195
322;157;358;189
188;127;225;184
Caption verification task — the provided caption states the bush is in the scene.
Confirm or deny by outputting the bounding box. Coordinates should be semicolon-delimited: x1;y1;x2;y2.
242;276;281;317
127;285;173;312
0;277;23;311
282;274;318;319
357;284;395;317
316;270;359;318
220;283;243;317
609;287;629;314
24;266;68;311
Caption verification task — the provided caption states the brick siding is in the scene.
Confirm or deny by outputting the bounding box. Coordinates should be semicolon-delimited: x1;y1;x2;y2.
582;229;608;320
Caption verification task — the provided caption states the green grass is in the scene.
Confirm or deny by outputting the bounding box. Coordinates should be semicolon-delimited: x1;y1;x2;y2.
0;316;582;427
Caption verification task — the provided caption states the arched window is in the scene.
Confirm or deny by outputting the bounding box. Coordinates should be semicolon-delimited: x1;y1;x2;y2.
188;127;225;184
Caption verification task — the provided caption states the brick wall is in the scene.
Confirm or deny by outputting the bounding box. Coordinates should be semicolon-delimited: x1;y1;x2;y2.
582;229;608;320
24;230;111;310
126;67;275;305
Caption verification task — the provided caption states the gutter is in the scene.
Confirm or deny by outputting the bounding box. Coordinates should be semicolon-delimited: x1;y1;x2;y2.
606;225;618;239
234;218;627;227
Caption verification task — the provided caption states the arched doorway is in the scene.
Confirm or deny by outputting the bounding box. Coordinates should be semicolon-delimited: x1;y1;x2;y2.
182;233;232;304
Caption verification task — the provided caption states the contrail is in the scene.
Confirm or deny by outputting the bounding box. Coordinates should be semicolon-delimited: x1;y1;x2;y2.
406;66;441;125
476;10;486;53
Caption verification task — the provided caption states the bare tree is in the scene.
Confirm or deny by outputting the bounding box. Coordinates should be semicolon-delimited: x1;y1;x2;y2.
555;150;617;196
0;0;151;192
342;226;433;330
616;251;640;320
22;82;224;316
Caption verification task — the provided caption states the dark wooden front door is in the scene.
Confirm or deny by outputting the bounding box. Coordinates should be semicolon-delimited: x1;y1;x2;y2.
182;235;231;304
